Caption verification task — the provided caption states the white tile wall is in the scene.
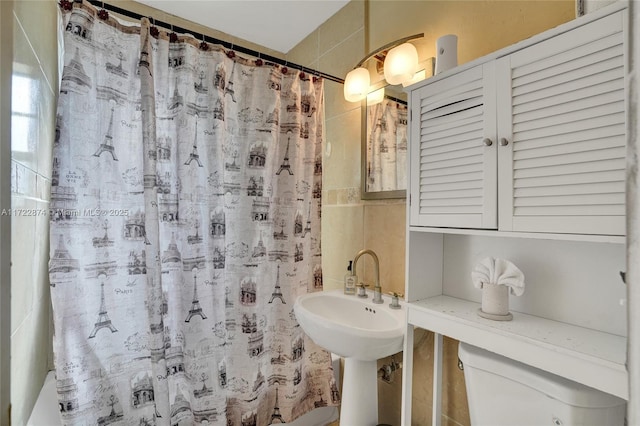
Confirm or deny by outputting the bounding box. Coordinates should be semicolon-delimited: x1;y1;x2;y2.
10;1;58;424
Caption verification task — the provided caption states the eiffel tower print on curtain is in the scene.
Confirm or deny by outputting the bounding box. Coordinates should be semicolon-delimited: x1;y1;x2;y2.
269;265;286;304
61;47;92;94
302;202;312;237
276;132;293;176
185;114;203;167
270;387;285;423
88;277;118;338
225;63;237;103
93;105;118;160
185;269;207;322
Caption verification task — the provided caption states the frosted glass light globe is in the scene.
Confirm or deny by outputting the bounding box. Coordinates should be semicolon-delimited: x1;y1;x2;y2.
384;43;419;86
344;67;370;102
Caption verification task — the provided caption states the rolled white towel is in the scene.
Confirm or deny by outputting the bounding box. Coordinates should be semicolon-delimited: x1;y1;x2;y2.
471;257;525;296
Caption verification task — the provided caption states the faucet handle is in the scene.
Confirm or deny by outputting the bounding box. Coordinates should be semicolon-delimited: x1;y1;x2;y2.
357;283;369;298
387;292;403;309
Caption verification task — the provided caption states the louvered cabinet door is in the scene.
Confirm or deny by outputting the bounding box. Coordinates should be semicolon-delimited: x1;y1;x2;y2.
496;11;626;235
410;63;497;228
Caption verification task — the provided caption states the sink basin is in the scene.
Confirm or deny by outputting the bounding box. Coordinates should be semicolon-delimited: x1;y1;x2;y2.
295;289;405;425
294;289;405;360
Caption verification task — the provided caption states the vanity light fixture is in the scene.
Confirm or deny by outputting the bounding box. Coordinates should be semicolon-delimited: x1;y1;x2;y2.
344;67;371;102
384;42;419;85
343;33;424;102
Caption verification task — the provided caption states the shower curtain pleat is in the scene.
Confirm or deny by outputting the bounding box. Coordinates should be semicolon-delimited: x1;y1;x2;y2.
50;3;336;425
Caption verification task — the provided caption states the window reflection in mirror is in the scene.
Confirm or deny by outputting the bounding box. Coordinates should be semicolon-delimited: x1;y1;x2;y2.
362;83;408;199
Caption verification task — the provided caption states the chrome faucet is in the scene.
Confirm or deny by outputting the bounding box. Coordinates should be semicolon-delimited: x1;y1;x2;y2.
352;249;383;304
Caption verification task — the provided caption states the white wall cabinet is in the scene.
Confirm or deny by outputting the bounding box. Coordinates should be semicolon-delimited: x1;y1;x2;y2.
409;62;498;229
402;4;629;426
410;9;626;236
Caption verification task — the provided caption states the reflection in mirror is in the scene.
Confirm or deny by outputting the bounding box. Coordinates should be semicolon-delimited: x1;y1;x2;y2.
362;84;408;199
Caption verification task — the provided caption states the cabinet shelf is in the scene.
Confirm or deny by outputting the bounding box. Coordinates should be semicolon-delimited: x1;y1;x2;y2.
406;295;628;399
408;226;625;244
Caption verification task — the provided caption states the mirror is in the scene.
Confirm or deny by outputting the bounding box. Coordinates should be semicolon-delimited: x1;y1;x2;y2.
361;81;408;200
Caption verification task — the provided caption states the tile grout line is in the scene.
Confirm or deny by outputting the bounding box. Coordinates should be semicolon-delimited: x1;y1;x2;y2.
318;25;365;66
11;159;52;180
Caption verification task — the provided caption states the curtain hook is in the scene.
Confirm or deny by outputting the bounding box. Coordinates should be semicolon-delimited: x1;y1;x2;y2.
255;51;263;67
97;1;109;20
227;41;236;59
60;0;73;11
282;60;288;74
200;33;209;51
169;23;178;43
149;16;159;38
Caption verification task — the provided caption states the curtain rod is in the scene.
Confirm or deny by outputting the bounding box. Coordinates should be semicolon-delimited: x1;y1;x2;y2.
82;0;345;84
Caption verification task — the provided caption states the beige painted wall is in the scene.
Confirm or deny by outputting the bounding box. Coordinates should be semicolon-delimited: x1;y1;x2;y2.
10;0;59;424
287;1;575;424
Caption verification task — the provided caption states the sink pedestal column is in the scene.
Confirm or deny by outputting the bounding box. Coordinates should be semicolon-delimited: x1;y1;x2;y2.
340;358;378;426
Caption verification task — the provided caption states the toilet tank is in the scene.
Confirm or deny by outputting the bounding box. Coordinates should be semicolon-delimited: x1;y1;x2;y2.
458;342;626;426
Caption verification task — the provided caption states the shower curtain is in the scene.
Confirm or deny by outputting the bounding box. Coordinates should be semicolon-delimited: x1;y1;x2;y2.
49;3;336;425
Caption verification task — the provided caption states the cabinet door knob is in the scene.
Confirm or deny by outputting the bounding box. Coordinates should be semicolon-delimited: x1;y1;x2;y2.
483;138;493;147
500;138;509;146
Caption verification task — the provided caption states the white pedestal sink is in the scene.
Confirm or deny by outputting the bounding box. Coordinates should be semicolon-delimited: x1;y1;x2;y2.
294;289;405;426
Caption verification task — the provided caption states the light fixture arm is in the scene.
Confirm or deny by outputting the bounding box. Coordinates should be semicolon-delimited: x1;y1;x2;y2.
344;32;425;102
354;33;424;68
